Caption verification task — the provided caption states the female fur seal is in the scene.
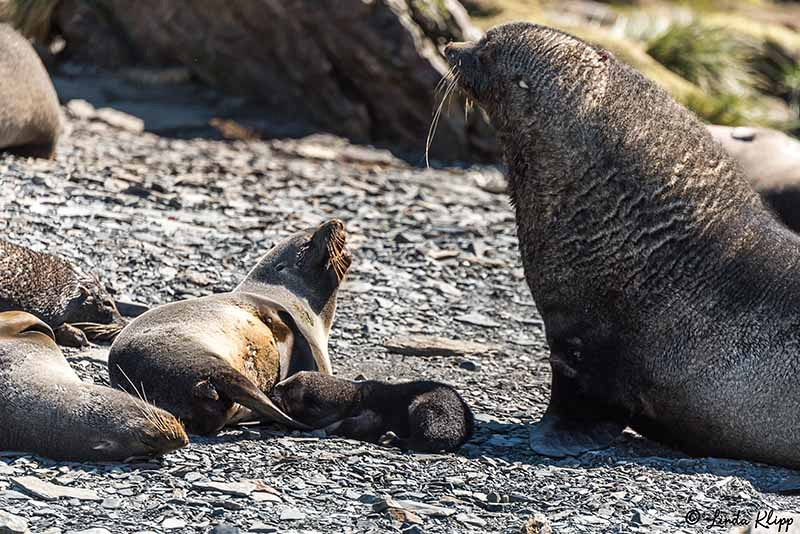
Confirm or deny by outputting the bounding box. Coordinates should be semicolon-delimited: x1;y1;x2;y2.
109;219;352;435
0;311;187;461
0;23;61;158
270;371;474;452
0;239;125;347
446;23;800;468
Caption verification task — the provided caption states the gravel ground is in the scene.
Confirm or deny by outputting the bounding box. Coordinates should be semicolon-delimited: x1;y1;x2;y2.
1;109;799;534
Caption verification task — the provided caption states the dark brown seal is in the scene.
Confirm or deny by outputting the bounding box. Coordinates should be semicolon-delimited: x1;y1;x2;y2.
0;311;187;461
708;125;800;233
0;239;126;347
0;23;61;159
108;219;352;435
446;22;800;468
270;371;474;452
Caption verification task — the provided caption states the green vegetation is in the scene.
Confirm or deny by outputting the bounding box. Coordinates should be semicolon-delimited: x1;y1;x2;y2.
644;21;755;94
0;0;59;41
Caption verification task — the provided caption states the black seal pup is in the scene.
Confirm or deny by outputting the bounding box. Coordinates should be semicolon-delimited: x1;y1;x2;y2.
446;22;800;468
0;240;125;347
0;311;188;461
109;219;352;435
0;23;61;158
270;371;474;453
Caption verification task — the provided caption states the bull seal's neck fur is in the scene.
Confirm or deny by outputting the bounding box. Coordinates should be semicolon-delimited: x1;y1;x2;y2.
446;22;800;468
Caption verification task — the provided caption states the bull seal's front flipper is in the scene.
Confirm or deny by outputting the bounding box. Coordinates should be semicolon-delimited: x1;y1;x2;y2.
529;412;624;457
211;367;310;430
530;369;625;458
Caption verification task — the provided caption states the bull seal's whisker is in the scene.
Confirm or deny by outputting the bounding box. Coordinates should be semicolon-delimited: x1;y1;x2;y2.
425;72;460;168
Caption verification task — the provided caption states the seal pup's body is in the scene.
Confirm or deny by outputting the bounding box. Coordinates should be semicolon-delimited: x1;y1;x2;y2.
708;125;800;233
0;311;187;461
0;24;61;158
270;371;474;453
109;220;351;435
0;240;125;347
446;23;800;468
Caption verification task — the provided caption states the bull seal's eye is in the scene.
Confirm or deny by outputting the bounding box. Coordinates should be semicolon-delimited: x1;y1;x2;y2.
275;263;286;272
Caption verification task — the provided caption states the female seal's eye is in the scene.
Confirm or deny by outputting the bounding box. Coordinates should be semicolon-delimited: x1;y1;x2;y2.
275;263;286;272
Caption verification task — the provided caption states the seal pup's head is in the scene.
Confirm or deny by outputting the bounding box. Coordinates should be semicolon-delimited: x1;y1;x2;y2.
444;22;610;134
270;371;360;428
239;219;352;332
67;271;127;341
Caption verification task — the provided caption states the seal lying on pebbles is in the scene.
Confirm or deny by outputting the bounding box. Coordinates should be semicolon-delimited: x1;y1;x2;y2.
0;240;125;347
0;23;61;159
270;372;474;452
109;219;352;435
0;311;187;461
708;125;800;233
446;22;800;468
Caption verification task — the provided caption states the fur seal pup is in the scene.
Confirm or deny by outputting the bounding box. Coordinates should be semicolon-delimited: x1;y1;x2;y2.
0;311;187;461
270;371;474;453
446;23;800;468
0;23;61;159
109;219;352;435
0;240;125;347
708;125;800;233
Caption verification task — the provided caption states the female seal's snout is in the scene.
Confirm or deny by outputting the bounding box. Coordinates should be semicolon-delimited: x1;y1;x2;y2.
313;219;351;281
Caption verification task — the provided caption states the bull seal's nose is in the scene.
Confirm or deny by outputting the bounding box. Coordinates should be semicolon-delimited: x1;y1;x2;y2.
444;41;477;69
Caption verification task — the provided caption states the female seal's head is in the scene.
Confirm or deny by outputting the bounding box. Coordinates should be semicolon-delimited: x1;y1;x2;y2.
444;22;610;132
75;388;189;462
243;219;352;324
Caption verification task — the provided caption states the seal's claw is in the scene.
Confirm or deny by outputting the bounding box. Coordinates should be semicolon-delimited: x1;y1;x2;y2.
529;413;624;458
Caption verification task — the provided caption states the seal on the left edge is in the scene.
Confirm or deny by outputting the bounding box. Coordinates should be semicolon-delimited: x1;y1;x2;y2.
0;23;61;159
0;311;188;461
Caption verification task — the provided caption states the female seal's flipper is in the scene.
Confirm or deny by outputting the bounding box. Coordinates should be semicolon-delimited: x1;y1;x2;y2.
205;366;310;430
529;412;625;458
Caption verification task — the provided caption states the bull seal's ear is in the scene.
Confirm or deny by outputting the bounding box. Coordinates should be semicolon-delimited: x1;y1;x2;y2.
193;379;220;401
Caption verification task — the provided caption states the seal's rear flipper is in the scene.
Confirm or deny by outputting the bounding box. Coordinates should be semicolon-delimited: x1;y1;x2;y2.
213;367;310;430
529;413;624;458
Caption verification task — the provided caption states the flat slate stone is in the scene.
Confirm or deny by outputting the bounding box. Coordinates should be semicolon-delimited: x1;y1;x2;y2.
12;476;101;502
383;335;494;357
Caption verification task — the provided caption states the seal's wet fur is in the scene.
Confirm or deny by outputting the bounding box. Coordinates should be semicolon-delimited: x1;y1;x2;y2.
109;220;351;435
0;311;187;461
271;372;474;453
446;22;800;468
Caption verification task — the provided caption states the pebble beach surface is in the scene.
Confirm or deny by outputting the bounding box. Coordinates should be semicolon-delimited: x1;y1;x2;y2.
0;110;798;534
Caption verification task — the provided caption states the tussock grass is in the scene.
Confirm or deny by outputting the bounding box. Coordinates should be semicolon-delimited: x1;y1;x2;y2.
645;20;757;94
753;40;800;115
0;0;59;40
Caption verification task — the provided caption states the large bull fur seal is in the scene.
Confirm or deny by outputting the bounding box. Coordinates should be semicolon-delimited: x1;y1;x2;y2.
109;219;352;435
446;22;800;468
0;311;188;461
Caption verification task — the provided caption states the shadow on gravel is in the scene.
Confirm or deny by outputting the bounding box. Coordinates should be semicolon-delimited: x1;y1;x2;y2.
467;421;800;495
